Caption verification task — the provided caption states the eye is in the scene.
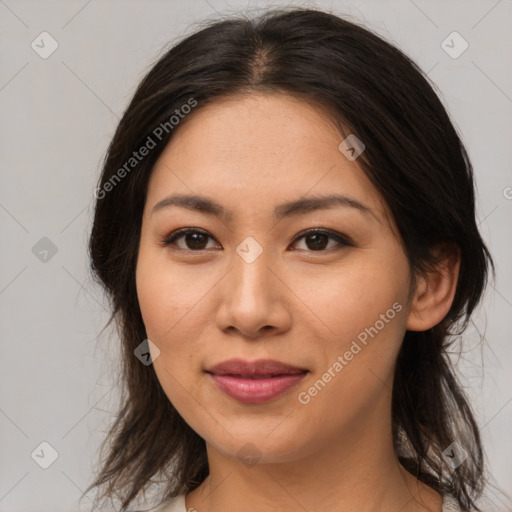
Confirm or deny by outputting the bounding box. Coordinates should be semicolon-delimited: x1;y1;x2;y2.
163;228;219;251
291;228;352;251
162;228;352;252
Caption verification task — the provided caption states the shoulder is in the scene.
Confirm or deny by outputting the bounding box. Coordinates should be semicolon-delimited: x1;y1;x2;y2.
442;493;468;512
152;494;187;512
128;494;187;512
133;493;466;512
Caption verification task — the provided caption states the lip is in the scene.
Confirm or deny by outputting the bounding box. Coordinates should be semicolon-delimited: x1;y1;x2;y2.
206;358;308;404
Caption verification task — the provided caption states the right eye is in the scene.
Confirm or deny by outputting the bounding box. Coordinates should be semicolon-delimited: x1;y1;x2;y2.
163;228;220;251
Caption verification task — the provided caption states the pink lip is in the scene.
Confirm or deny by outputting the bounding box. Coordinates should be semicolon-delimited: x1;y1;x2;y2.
206;359;308;404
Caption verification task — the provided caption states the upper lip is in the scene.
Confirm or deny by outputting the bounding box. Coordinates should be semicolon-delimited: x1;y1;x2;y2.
206;358;307;377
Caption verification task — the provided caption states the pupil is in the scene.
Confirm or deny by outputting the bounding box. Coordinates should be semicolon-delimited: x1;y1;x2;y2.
188;233;206;249
307;233;328;250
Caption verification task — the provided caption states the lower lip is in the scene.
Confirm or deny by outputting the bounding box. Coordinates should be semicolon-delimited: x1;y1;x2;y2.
208;373;307;404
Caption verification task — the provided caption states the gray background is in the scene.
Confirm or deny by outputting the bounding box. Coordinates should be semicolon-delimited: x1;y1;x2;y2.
0;0;510;511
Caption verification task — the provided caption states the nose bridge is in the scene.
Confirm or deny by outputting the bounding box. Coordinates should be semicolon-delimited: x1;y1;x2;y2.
231;234;274;301
215;234;287;337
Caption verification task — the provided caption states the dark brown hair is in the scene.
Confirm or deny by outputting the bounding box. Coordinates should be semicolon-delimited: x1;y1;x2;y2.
85;7;494;511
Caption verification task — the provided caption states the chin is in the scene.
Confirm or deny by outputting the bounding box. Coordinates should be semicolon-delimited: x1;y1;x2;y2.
203;420;317;466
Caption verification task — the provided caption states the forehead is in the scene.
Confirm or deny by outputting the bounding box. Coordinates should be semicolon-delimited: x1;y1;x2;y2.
162;92;343;164
147;93;391;225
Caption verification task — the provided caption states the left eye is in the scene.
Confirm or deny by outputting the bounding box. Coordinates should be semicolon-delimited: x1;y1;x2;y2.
163;228;351;252
292;229;351;251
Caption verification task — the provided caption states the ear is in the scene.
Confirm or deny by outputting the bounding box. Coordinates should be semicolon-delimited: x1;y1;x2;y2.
406;244;461;332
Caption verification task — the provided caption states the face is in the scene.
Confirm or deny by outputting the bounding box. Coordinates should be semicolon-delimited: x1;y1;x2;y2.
136;93;414;465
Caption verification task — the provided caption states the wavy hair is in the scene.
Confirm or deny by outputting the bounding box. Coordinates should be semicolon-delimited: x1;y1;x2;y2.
85;8;494;511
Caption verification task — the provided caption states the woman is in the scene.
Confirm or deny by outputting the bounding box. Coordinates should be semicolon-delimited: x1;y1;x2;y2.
85;7;494;512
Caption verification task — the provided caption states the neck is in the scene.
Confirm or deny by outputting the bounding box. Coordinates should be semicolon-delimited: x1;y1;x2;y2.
185;408;442;512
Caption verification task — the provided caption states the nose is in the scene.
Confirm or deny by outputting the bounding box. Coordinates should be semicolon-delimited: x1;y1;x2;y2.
215;245;292;340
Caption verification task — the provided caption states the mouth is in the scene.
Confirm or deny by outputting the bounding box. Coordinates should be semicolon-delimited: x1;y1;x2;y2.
205;359;308;404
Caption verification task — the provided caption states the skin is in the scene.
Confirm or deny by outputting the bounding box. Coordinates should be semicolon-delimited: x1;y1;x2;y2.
135;93;460;512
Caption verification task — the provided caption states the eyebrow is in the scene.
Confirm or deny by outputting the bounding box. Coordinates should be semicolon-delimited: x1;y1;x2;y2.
151;193;377;222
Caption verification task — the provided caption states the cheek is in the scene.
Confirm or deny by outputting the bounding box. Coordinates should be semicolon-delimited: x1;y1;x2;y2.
135;248;215;402
303;257;408;350
296;253;409;405
136;257;205;425
136;246;213;342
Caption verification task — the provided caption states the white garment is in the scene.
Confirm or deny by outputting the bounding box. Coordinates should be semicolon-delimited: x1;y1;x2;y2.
147;492;462;511
148;493;185;512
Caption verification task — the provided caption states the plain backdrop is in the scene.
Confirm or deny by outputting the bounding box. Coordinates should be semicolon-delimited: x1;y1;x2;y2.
0;1;511;511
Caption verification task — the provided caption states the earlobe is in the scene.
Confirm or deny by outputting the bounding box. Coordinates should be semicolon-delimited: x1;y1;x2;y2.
405;245;461;332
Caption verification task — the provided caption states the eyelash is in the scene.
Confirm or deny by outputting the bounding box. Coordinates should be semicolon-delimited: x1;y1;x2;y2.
162;227;353;253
